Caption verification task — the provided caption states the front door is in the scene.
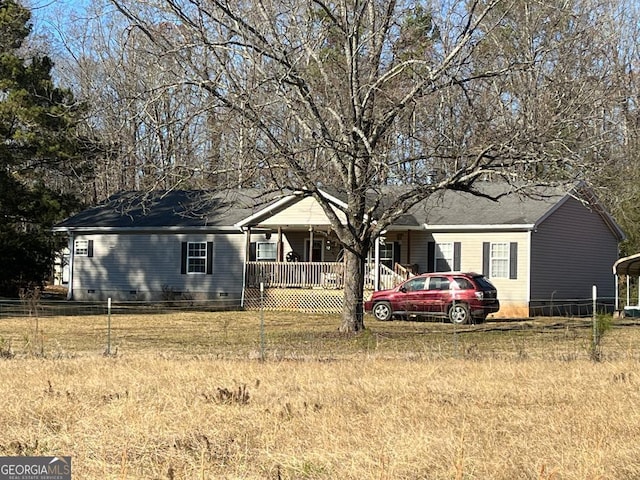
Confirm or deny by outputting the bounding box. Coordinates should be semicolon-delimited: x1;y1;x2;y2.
304;239;324;262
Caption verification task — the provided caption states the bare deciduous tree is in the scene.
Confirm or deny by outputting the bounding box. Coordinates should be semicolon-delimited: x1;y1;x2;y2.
48;0;268;201
93;0;634;332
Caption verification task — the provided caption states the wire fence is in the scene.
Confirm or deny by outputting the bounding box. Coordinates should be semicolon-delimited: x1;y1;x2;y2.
0;298;244;318
0;295;630;319
1;296;640;362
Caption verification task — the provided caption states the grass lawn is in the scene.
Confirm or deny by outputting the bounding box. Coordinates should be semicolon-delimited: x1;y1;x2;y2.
1;311;640;478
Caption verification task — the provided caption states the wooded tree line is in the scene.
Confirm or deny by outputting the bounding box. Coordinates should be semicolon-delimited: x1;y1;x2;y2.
4;0;640;329
50;0;640;238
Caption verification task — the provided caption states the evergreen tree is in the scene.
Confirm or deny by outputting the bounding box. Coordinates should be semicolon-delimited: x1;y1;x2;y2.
0;0;85;295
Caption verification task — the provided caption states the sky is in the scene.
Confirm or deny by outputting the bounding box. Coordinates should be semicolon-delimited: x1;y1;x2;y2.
28;0;89;19
26;0;90;42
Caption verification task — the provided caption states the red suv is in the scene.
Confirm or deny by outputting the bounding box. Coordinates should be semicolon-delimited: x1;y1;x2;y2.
364;272;499;324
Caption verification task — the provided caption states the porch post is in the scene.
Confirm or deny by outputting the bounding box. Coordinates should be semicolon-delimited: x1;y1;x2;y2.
241;227;251;307
245;227;252;260
277;227;283;262
374;236;381;291
308;227;314;261
67;233;74;300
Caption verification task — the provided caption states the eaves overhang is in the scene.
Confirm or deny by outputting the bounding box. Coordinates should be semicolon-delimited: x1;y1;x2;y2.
52;226;244;234
384;225;427;231
423;223;536;232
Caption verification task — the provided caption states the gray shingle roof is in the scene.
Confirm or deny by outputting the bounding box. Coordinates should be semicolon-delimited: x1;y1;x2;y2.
54;189;282;230
55;183;613;234
409;183;566;226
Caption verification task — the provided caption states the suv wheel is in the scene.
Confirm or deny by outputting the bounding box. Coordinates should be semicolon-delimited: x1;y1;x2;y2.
373;302;393;321
448;303;470;325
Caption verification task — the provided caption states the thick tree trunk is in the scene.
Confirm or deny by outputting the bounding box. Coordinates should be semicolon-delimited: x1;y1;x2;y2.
340;247;367;333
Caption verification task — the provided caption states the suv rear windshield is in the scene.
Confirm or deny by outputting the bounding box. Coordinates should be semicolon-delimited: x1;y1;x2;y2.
472;275;496;291
453;277;473;290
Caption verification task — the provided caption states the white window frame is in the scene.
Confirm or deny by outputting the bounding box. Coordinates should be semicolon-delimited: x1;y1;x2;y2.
379;242;394;269
74;240;89;256
490;242;509;278
435;242;454;272
256;242;277;261
187;242;207;274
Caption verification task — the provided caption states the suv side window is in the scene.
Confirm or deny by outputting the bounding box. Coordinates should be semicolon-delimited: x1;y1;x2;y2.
427;276;450;290
403;277;426;291
453;277;473;290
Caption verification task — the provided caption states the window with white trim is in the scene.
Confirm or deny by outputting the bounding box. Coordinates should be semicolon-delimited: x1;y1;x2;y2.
379;242;394;269
75;240;89;256
490;242;509;278
435;242;453;272
256;242;277;261
187;242;207;273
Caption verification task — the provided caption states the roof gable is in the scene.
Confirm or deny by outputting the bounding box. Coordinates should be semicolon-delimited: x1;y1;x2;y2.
236;190;349;228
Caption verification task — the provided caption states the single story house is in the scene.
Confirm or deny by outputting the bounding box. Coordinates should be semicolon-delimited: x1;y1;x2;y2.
53;183;625;317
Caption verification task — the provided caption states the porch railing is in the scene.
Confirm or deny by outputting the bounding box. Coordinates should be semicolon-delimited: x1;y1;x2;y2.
246;261;408;290
246;261;345;289
395;263;418;281
367;263;405;290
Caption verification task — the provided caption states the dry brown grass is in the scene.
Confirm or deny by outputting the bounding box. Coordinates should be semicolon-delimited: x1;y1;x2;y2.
1;311;640;478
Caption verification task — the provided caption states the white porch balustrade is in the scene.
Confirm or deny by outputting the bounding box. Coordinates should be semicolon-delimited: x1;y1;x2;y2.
245;261;406;290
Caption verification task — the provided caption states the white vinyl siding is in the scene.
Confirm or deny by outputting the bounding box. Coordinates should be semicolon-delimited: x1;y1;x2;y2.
257;196;347;226
71;233;246;301
427;232;530;310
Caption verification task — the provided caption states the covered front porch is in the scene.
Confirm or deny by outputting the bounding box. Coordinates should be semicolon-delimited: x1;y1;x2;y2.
242;227;417;292
237;192;420;299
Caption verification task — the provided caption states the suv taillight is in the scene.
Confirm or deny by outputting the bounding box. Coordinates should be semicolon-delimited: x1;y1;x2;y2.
474;291;484;300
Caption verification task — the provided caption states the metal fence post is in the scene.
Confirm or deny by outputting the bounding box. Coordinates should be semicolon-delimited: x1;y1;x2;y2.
260;282;265;361
107;297;112;356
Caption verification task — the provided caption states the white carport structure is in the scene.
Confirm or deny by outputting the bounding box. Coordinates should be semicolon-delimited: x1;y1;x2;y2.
613;253;640;315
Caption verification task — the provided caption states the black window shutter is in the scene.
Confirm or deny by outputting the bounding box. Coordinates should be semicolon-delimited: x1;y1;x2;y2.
87;240;94;258
509;242;518;279
427;241;435;273
453;242;461;271
482;242;490;276
393;242;401;267
206;242;214;274
181;242;187;274
249;242;257;261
